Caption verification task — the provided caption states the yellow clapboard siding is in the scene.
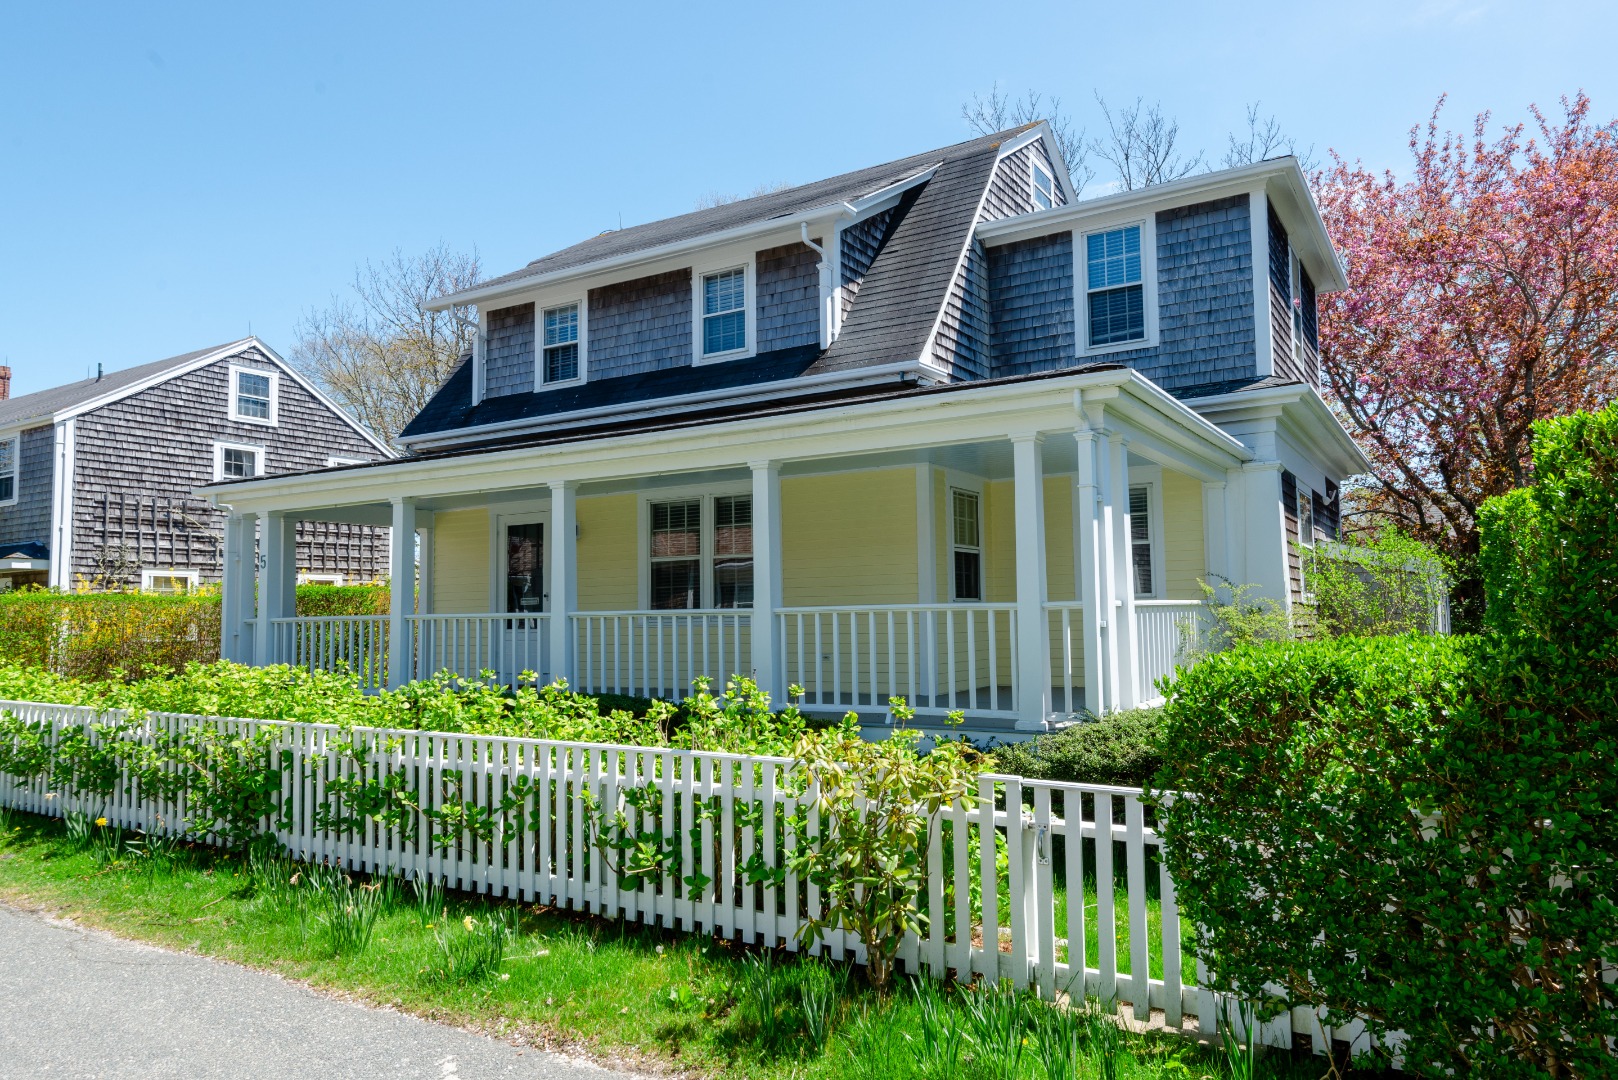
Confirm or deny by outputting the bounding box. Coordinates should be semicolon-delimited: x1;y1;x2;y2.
430;508;490;614
984;479;1015;603
578;493;638;610
1043;476;1075;602
1162;469;1206;600
782;469;917;605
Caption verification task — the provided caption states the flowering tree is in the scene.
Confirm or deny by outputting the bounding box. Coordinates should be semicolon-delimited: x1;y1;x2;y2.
1316;93;1618;622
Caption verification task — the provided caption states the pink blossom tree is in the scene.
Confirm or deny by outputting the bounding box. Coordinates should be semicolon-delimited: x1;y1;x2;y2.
1316;93;1618;622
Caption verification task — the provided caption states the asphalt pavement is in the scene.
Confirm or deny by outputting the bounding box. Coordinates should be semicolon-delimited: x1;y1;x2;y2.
0;904;636;1079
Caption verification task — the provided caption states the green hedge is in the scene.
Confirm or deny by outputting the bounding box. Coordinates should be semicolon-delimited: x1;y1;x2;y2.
1157;403;1618;1077
991;707;1164;787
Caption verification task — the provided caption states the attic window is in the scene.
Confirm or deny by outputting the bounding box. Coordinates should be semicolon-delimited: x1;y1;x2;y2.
1032;163;1055;211
229;366;278;424
0;435;16;505
213;441;265;482
701;267;748;357
543;303;581;384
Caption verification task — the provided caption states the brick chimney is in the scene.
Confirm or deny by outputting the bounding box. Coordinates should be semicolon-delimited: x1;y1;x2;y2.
0;366;10;401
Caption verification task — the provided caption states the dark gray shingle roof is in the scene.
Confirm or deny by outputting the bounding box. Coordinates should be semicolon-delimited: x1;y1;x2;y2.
0;341;246;429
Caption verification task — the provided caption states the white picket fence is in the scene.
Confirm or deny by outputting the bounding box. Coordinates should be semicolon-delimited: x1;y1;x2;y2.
0;698;1388;1058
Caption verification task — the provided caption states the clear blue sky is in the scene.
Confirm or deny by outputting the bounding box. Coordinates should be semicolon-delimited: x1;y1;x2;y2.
3;0;1614;398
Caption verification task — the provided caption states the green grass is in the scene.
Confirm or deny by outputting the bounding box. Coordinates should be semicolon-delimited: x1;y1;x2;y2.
1050;882;1192;980
0;810;1390;1080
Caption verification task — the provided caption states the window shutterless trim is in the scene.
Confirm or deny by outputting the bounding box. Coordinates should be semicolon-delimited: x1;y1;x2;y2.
227;364;280;426
638;484;753;609
949;486;983;602
1031;160;1055;212
537;298;588;390
1074;216;1159;358
691;260;756;365
212;440;266;482
140;568;201;594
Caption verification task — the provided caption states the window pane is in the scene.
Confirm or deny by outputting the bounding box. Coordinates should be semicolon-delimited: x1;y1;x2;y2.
0;477;11;502
651;560;701;609
1089;285;1145;346
714;557;754;608
703;310;746;354
1129;485;1153;595
544;304;579;347
954;550;981;602
0;439;12;473
1298;492;1315;547
506;523;544;613
237;372;271;419
714;495;752;556
703;268;745;315
1033;165;1053;210
1086;226;1142;290
545;342;579;382
223;448;255;478
651;500;701;557
952;490;979;548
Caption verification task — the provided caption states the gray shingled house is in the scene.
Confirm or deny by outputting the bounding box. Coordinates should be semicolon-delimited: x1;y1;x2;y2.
0;339;391;593
202;124;1370;732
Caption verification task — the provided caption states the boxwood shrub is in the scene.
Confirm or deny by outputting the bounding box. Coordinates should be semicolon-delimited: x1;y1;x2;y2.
991;706;1164;787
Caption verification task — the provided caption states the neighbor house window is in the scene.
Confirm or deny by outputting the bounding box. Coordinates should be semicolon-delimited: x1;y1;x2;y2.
299;573;345;586
1032;162;1055;211
701;267;747;356
543;302;581;383
647;494;754;609
951;489;982;602
0;435;16;505
229;366;278;424
1128;485;1155;597
141;569;199;595
213;442;263;482
1085;225;1145;347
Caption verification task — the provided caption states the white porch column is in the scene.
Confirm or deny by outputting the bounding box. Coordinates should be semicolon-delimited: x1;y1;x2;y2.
915;464;938;706
1073;430;1107;716
548;481;577;688
255;512;296;665
1011;433;1050;730
1095;437;1123;710
1201;480;1229;589
1239;461;1290;609
219;512;250;663
749;460;782;702
416;512;435;615
1109;433;1141;709
387;497;417;688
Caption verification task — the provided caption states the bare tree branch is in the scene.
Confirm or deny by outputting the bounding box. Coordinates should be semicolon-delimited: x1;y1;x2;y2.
962;82;1094;194
1089;94;1205;190
693;181;795;211
1224;102;1318;173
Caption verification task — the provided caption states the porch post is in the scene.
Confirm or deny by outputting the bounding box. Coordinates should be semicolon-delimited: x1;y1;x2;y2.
548;481;577;688
220;512;249;663
1011;433;1050;730
1073;431;1107;716
387;497;416;688
416;512;435;615
1109;433;1141;709
1239;461;1290;609
1201;480;1229;587
749;461;782;702
1095;437;1123;710
255;512;295;665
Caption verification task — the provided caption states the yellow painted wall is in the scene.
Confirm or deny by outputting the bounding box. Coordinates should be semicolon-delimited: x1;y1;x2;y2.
430;508;490;613
1161;469;1206;599
577;493;638;610
781;469;917;605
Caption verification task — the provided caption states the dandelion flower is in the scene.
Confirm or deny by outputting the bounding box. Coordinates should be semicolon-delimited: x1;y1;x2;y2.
464;915;477;932
95;818;108;827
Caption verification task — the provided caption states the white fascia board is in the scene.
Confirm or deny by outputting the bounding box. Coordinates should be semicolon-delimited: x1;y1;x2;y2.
51;339;256;423
398;361;930;450
200;368;1143;511
1188;384;1370;477
991;121;1077;206
1113;371;1255;467
246;338;396;457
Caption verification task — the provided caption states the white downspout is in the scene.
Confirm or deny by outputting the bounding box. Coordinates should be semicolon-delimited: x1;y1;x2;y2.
801;222;832;350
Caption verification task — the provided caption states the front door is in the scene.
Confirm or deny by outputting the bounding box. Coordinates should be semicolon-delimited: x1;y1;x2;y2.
504;520;546;615
494;517;550;685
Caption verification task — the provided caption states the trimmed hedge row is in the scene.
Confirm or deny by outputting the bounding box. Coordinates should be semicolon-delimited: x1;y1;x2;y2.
1156;404;1618;1077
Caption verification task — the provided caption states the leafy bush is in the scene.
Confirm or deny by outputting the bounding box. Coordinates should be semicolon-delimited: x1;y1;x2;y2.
1301;531;1450;638
292;582;390;618
1158;401;1618;1078
990;707;1163;787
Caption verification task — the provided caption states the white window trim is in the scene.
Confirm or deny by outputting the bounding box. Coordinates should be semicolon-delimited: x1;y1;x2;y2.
0;433;18;508
948;480;985;603
212;440;267;482
1125;466;1167;600
1031;159;1055;212
1074;214;1160;358
636;484;752;609
325;456;363;468
692;259;757;365
140;568;201;594
299;572;346;586
535;297;589;391
228;364;281;426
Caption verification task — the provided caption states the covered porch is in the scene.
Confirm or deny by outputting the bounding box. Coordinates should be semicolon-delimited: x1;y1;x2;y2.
210;369;1268;734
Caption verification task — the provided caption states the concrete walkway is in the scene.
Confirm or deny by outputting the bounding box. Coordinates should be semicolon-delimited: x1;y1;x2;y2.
0;904;635;1079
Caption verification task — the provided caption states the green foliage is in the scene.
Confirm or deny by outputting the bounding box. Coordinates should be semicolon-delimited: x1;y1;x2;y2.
1158;405;1618;1080
990;707;1164;788
291;582;391;618
1301;531;1449;638
1188;577;1294;655
425;909;517;984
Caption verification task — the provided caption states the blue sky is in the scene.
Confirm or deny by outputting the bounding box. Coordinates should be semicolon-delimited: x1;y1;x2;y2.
2;0;1614;398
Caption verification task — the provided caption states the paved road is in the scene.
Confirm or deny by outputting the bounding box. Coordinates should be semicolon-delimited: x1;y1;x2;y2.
0;904;635;1079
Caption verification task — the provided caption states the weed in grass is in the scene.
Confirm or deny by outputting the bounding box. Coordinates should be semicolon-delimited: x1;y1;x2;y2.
308;863;383;956
409;870;444;925
124;829;184;875
64;810;92;849
87;823;125;868
1028;996;1088;1080
797;962;845;1057
0;807;15;843
961;979;1029;1080
1082;999;1125;1080
911;977;966;1080
1220;1001;1259;1080
425;909;517;984
739;953;791;1052
844;1004;915;1080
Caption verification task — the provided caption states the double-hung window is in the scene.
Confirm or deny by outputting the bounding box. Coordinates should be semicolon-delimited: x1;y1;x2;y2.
648;494;753;609
229;366;277;424
701;267;747;357
1084;225;1146;348
213;442;263;482
951;489;982;602
542;303;581;384
0;435;16;505
1128;485;1155;597
1032;162;1055;211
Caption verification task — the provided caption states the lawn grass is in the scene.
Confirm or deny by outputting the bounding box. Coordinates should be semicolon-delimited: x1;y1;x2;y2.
0;809;1389;1080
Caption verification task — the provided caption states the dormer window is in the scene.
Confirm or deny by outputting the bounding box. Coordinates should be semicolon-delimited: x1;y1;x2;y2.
1032;163;1055;211
1084;224;1146;348
229;365;278;425
542;302;581;384
701;267;748;357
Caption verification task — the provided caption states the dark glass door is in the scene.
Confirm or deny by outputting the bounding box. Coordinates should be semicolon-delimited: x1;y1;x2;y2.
506;522;545;614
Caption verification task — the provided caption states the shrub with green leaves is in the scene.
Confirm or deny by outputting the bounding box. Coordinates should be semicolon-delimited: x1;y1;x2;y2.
990;706;1163;788
1158;401;1618;1078
1301;531;1449;638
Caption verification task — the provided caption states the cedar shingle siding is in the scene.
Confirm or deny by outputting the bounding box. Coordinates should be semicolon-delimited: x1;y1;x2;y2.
987;231;1076;377
755;241;821;353
0;425;57;548
587;269;694;380
839;208;895;320
484;303;536;398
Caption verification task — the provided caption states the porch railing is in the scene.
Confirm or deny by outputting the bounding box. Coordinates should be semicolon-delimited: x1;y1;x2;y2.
270;615;390;691
1135;601;1202;701
571;611;751;701
1045;603;1088;716
409;614;551;687
776;604;1019;719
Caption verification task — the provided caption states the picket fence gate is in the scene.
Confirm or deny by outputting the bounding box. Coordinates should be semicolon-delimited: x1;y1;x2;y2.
0;699;1394;1060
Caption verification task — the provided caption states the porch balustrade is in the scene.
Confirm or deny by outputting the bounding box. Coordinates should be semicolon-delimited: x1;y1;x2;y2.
410;614;551;688
1134;601;1202;701
270;615;391;691
571;611;751;701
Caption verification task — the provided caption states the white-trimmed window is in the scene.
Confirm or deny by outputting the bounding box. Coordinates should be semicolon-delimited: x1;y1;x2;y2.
0;434;16;506
141;568;199;595
325;456;363;468
951;488;982;602
1128;485;1156;597
1084;224;1147;349
542;302;583;384
1032;162;1055;211
212;441;265;482
299;572;345;586
228;365;279;425
646;493;753;609
699;266;749;359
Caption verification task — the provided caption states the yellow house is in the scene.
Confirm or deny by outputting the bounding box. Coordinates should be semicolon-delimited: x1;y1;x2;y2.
203;126;1368;735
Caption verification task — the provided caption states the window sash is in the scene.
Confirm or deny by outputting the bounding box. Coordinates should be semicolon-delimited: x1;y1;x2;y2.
1129;484;1154;597
951;489;982;601
235;372;273;420
222;448;256;478
702;268;747;355
0;437;14;502
648;495;754;609
1085;226;1146;347
542;304;581;383
1032;164;1054;211
1297;490;1315;548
